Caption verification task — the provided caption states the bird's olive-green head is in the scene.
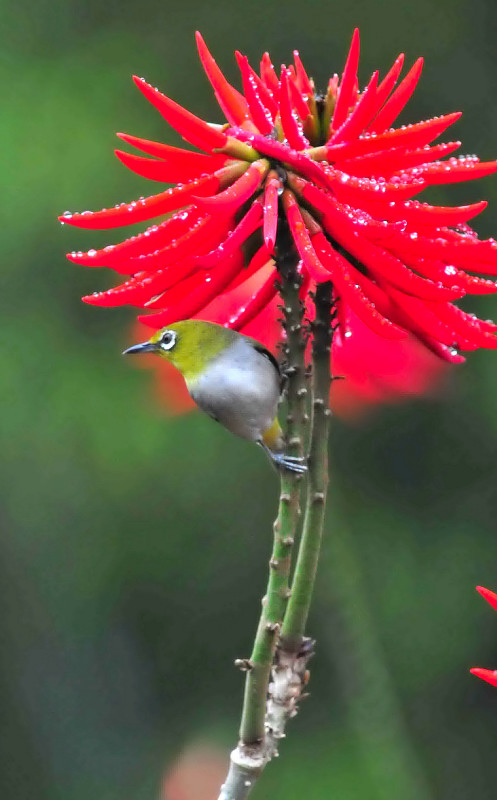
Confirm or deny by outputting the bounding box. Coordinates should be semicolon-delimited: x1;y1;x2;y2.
123;320;239;382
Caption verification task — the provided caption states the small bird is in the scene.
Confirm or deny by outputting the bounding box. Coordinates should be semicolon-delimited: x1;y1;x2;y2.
123;320;306;473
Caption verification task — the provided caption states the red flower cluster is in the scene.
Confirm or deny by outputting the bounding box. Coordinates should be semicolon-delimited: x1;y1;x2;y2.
471;586;497;689
61;30;497;381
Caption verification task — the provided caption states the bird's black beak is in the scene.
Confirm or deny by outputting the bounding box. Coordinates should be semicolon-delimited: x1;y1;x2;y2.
122;341;158;356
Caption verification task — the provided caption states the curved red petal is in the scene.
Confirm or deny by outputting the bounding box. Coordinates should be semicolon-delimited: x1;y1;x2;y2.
374;53;405;110
235;52;274;134
228;268;279;330
368;57;424;134
195;32;252;126
60;173;220;230
293;51;313;97
133;76;228;152
323;112;462;162
260;52;280;95
195;201;262;267
115;142;229;183
312;232;408;338
400;158;497;185
470;668;497;688
279;69;309;150
139;251;245;327
331;71;379;145
476;586;497;612
282;191;332;282
192;160;268;212
336;142;461;178
263;173;281;252
331;28;361;133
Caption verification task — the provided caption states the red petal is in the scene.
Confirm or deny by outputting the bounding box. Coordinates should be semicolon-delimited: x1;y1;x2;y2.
312;232;408;338
323;113;462;162
427;303;497;348
260;53;280;95
227;244;273;290
139;251;245;327
279;69;309;150
59;173;220;230
374;54;405;110
192;160;268;212
331;28;361;133
368;57;424;134
388;287;462;345
336;142;461;178
83;259;197;307
408;258;497;295
115;136;229;179
386;229;497;274
282;191;332;282
67;207;203;269
116;214;230;272
315;194;464;300
263;173;281;252
287;73;313;121
293;51;313;97
360;198;487;228
470;668;497;688
476;585;497;612
242;59;278;117
400;158;497;185
195;32;251;126
236;52;274;134
114;148;230;184
133;76;228;152
331;71;379;145
195;201;262;267
325;168;426;203
228;268;279;330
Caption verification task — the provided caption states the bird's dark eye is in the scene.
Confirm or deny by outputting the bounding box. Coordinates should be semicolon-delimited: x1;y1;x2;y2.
160;330;177;351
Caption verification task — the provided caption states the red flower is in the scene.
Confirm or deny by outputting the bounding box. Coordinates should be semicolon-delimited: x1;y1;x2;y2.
470;586;497;688
61;29;497;367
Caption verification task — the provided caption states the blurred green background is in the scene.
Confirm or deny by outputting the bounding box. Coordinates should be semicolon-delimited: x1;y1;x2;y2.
3;0;497;797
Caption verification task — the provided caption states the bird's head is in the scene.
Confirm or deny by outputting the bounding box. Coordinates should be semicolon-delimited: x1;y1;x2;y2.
123;320;237;381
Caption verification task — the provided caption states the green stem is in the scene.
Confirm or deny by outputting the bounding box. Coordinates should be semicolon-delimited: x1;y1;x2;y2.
239;224;307;745
280;281;333;652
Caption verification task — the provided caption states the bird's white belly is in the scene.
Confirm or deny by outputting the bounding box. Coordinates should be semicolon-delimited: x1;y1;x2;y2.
189;340;280;442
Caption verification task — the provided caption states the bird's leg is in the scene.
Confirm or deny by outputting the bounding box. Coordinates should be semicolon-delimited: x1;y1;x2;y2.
259;442;308;474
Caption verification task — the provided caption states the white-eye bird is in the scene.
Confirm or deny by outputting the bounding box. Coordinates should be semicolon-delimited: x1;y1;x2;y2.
123;320;306;473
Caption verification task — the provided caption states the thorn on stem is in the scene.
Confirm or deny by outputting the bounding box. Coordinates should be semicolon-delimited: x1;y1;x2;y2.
265;622;281;634
234;658;254;671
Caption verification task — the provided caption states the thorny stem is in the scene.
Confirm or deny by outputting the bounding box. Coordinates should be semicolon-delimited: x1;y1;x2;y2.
280;281;333;651
239;219;307;745
218;221;308;800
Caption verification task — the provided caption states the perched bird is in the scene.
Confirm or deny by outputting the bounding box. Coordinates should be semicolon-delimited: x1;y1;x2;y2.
123;320;306;473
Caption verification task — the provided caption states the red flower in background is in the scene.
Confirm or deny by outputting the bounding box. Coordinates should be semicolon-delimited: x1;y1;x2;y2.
470;586;497;689
61;30;497;413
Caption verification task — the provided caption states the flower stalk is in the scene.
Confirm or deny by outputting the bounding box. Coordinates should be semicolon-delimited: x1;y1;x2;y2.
238;218;308;747
218;241;333;800
280;280;333;651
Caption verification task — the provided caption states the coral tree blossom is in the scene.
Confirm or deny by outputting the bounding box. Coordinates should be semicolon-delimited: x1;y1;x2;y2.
61;30;497;410
470;586;497;689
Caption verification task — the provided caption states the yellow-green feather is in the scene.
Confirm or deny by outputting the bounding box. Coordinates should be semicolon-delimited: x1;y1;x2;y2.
149;321;241;383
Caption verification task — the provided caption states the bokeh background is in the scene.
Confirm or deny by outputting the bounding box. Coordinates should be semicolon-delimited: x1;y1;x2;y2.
4;0;497;797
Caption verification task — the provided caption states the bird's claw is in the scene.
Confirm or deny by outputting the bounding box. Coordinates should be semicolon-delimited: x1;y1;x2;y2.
272;453;308;474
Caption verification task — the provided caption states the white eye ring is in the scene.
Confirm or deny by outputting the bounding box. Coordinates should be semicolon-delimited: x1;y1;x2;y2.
160;330;177;351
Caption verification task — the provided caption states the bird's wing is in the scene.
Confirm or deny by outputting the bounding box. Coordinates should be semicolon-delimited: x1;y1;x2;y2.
251;343;284;392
